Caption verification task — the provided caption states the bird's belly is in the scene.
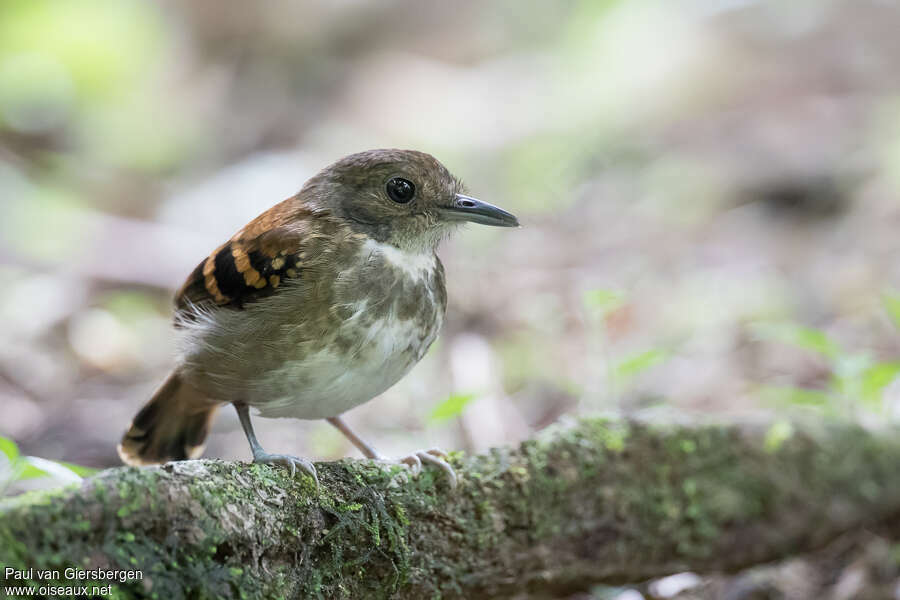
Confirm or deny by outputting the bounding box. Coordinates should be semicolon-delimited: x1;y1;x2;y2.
254;313;439;419
178;298;443;419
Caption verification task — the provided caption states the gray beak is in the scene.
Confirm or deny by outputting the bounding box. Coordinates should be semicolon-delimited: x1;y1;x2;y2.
440;194;520;227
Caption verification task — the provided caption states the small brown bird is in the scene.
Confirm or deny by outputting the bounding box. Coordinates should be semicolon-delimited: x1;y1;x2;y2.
118;149;518;486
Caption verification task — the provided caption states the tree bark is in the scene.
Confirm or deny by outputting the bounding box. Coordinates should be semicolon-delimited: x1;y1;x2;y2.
2;418;900;599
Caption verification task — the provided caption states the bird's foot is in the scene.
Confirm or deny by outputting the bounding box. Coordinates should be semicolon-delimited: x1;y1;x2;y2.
395;448;457;489
252;452;318;487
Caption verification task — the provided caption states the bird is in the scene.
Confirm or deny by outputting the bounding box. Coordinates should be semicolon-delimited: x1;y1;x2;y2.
118;149;519;487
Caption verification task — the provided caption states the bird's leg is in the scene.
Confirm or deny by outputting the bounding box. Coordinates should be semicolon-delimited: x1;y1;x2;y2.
327;416;383;459
327;415;457;488
234;402;318;486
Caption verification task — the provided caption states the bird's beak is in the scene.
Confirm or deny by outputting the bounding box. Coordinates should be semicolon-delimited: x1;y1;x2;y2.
439;194;520;227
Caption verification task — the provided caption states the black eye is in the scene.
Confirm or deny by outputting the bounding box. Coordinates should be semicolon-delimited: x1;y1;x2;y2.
386;177;415;204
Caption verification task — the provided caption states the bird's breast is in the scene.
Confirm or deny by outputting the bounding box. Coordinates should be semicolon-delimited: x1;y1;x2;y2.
253;243;446;418
331;240;446;361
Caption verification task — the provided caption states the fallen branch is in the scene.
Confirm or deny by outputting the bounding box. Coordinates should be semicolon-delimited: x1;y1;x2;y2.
2;418;900;599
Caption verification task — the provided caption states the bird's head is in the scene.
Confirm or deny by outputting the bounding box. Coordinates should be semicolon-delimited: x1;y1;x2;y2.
303;149;519;252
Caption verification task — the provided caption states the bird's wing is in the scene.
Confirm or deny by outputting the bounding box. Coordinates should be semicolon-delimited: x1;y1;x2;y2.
175;208;311;314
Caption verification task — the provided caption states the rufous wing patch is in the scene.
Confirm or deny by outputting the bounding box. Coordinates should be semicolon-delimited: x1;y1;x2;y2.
175;218;312;315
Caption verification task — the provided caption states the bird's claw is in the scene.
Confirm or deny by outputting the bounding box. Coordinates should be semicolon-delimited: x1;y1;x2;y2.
398;448;457;489
253;452;319;487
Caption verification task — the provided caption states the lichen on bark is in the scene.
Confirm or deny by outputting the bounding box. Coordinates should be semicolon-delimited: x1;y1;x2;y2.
3;418;900;599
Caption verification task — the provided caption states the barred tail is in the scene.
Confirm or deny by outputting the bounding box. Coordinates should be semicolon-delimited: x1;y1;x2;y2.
118;372;218;465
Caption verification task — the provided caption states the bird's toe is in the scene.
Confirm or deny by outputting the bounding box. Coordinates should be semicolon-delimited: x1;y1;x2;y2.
399;453;423;474
392;448;456;488
253;453;318;487
415;450;457;489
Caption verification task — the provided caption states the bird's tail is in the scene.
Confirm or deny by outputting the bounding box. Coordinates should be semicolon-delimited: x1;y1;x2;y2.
118;372;219;466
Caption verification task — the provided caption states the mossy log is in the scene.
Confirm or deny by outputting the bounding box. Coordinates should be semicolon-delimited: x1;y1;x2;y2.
3;418;900;599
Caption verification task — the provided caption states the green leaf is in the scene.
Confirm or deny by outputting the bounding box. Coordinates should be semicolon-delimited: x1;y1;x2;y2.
583;289;625;316
55;461;97;477
21;456;83;483
15;461;49;480
0;436;19;464
429;393;477;423
751;322;840;359
884;293;900;330
758;385;834;407
613;349;669;382
860;362;900;406
764;421;794;453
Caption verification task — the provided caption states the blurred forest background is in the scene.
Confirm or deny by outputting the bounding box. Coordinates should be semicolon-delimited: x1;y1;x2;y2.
4;0;900;592
4;0;900;477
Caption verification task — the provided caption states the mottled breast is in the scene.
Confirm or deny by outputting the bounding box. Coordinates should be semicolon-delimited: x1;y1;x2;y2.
336;240;446;358
258;239;447;418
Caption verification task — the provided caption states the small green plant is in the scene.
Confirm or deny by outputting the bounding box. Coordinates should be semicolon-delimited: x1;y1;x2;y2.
583;289;626;315
584;288;672;402
613;348;671;385
884;292;900;327
0;435;95;496
429;393;477;423
751;294;900;414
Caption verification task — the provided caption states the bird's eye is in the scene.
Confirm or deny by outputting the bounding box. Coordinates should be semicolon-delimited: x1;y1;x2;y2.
386;177;415;204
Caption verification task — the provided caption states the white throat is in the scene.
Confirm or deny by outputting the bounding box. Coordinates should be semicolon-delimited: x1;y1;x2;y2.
361;239;436;281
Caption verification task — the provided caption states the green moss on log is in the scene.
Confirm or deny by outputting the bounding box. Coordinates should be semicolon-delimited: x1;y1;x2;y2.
3;419;900;599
